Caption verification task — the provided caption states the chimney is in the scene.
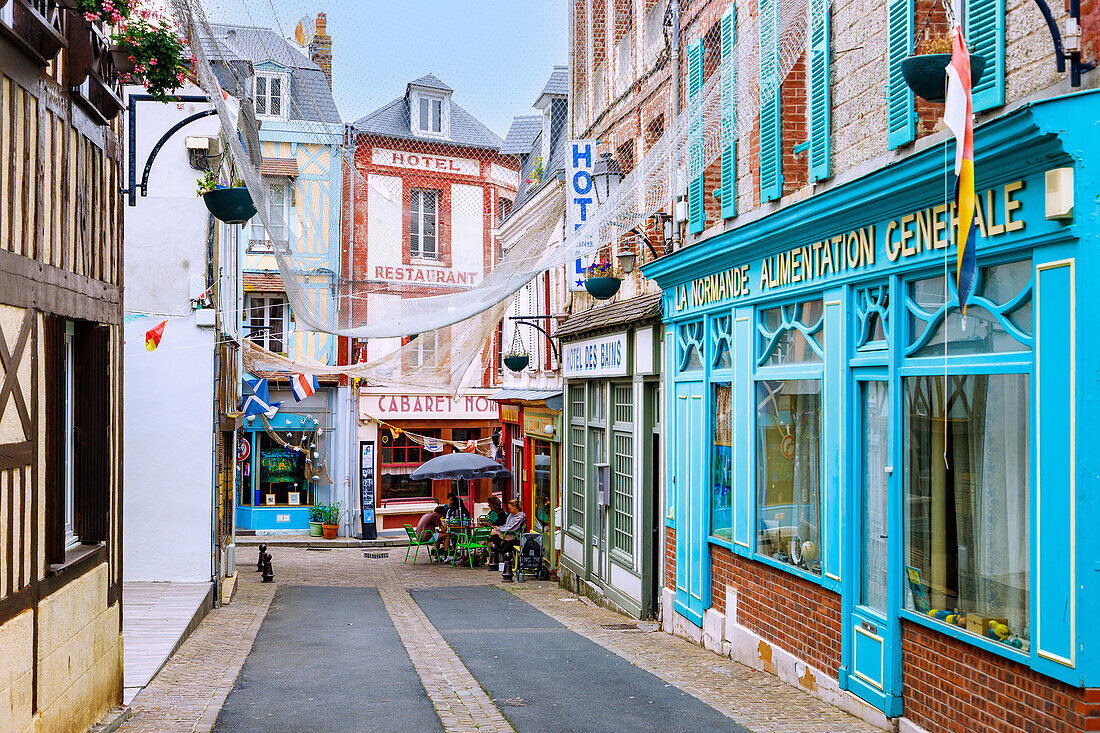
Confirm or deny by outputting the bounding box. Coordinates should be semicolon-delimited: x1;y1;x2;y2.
309;12;332;87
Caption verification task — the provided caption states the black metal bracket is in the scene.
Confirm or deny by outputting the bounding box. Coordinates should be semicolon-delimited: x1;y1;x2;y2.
123;93;215;206
1032;0;1094;86
509;315;561;362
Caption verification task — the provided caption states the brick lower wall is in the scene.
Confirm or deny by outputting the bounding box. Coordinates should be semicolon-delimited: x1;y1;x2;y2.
664;525;676;590
902;621;1100;733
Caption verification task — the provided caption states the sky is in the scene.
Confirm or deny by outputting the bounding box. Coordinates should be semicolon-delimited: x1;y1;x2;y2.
202;0;569;138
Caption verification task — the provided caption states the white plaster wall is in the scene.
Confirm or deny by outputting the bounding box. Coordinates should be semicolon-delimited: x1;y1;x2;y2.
366;172;402;275
122;83;220;583
450;183;484;281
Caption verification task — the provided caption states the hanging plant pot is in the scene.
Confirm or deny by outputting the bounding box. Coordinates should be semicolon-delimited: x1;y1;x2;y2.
900;53;986;103
203;187;257;224
504;354;530;372
584;276;622;300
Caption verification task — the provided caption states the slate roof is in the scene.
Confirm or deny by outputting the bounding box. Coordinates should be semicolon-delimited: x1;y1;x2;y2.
501;116;542;155
352;79;504;151
555;292;663;339
489;388;562;403
409;73;453;92
538;65;569;101
206;24;341;125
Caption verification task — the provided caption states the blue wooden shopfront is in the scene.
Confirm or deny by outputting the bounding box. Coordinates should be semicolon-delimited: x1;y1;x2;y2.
644;91;1100;717
236;410;321;532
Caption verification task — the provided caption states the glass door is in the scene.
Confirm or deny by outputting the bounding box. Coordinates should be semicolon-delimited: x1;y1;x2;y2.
846;379;901;715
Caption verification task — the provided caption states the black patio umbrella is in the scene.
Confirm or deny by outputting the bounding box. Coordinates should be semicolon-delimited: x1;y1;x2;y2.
409;452;512;481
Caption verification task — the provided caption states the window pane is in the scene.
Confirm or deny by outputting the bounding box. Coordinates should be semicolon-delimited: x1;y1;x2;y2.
904;374;1030;649
710;383;732;541
756;379;822;574
432;99;442;132
254;78;267;115
570;426;585;528
861;381;889;612
759;300;824;365
420;98;429;130
588;382;604;422
270;78;281;115
714;339;731;370
611;432;633;554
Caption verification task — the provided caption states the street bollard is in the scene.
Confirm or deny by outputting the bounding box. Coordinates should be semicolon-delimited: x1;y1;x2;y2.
500;546;514;583
256;543;267;572
261;552;274;583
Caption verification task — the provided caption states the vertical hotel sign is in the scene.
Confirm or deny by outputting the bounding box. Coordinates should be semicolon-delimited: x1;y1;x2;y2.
567;140;597;291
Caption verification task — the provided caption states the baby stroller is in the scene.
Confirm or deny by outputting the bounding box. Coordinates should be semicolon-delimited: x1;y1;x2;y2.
514;533;547;582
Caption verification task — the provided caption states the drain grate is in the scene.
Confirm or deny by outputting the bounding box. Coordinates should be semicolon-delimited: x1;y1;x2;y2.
363;551;390;559
601;623;639;630
306;547;333;551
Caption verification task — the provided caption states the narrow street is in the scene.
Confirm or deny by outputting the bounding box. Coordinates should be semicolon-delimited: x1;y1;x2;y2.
118;548;877;733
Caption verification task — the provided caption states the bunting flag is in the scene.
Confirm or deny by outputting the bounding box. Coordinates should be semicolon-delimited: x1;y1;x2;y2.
389;426;403;441
944;24;977;312
291;373;318;402
145;320;167;351
241;394;280;419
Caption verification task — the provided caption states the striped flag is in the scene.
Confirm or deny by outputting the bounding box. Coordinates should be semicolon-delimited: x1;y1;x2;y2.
145;320;167;351
291;373;318;402
944;24;977;312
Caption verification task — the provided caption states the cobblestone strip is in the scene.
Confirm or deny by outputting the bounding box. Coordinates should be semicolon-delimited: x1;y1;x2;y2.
375;576;515;732
507;585;879;733
118;579;277;733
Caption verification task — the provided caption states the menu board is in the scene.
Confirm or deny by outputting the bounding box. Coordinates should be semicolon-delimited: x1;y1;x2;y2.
360;441;377;540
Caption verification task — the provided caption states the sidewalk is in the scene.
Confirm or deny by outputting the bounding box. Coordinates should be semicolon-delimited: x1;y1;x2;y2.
121;582;213;704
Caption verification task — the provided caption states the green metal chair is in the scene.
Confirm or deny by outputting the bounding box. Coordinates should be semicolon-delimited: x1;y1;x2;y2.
455;527;493;569
403;524;437;565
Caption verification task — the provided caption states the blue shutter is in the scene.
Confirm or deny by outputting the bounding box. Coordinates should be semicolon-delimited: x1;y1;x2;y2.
688;39;706;234
809;0;831;181
758;0;782;202
886;0;915;149
720;6;738;219
966;0;1004;112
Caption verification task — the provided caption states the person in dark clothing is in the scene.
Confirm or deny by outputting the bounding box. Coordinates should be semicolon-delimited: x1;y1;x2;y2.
483;495;507;527
445;491;470;523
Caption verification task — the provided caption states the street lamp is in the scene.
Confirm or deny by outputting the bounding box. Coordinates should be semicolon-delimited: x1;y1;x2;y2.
591;151;623;205
616;247;637;274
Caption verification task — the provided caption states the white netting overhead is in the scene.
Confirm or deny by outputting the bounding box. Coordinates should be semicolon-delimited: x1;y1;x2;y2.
169;0;818;391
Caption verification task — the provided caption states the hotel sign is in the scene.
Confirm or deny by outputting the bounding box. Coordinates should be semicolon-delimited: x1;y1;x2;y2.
567;140;597;291
563;333;628;378
372;147;480;177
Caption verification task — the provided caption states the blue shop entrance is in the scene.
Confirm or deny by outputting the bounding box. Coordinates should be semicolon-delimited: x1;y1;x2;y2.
237;411;320;532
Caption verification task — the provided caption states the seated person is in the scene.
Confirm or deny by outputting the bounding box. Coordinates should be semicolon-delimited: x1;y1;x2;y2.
416;505;450;559
489;500;527;564
445;492;470;524
483;495;507;528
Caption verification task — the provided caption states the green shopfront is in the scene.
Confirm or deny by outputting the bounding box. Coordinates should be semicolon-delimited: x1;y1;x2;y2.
644;95;1099;728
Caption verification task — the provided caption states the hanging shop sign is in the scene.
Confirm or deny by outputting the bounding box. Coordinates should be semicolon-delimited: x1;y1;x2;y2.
371;147;480;177
567;139;597;291
524;409;560;442
237;435;251;463
359;390;498;421
563;332;628;378
500;404;521;424
673;179;1030;314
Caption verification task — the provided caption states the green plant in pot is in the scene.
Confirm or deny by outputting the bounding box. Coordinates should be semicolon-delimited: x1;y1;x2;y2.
900;30;986;104
584;260;623;300
197;170;257;225
307;504;324;537
321;501;343;539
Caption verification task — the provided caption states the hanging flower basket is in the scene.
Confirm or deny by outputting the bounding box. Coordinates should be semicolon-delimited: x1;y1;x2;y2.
504;354;530;372
584;260;623;300
203;187;256;224
900;53;986;103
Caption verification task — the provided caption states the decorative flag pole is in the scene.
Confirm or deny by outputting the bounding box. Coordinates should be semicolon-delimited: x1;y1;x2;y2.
943;12;977;313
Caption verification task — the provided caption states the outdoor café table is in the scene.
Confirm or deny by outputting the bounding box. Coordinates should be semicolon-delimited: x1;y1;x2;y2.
446;520;472;566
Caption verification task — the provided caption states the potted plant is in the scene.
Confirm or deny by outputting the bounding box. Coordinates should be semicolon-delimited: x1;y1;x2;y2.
900;31;986;103
584;260;623;300
109;9;192;103
197;170;257;224
307;505;324;537
321;501;343;539
503;349;530;372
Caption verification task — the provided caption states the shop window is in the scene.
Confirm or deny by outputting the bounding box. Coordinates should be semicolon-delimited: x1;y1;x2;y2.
611;432;634;556
903;373;1030;650
710;314;732;370
380;429;439;501
533;441;553;534
758;299;824;366
677;320;704;372
855;284;889;351
710;383;733;541
756;379;822;575
255;432;314;506
410;189;439;259
907;260;1032;358
569;425;586;531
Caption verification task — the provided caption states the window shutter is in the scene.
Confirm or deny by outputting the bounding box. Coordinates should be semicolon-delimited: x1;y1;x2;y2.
720;6;738;219
886;0;915;149
758;0;783;202
966;0;1004;112
687;39;706;234
75;323;110;544
809;0;832;182
44;315;65;564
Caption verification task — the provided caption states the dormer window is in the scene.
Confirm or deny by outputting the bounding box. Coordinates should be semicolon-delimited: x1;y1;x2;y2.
255;71;289;119
419;96;443;134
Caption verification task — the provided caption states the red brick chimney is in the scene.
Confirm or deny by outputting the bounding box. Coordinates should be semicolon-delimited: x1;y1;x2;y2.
309;12;332;87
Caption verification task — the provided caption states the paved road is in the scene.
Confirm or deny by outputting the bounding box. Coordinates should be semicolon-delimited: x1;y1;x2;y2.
412;585;750;733
213;585;442;732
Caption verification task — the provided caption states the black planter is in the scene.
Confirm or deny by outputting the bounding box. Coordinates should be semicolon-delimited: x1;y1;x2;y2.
203;187;257;224
504;354;530;372
110;47;135;75
584;276;622;300
900;53;986;103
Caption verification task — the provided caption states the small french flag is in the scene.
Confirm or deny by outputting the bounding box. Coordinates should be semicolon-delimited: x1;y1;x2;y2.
291;373;318;402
